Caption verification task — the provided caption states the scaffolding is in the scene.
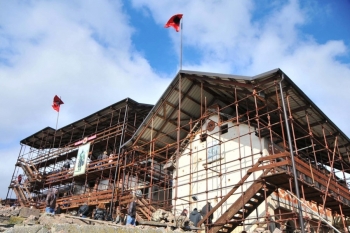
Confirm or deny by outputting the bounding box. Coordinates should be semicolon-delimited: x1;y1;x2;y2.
7;98;152;215
7;70;350;232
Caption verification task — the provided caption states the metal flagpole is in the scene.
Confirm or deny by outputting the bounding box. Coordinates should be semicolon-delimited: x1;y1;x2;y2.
45;96;62;174
180;17;183;70
53;96;61;145
55;107;60;130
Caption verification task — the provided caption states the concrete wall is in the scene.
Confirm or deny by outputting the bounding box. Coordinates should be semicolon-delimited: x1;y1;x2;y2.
174;115;269;221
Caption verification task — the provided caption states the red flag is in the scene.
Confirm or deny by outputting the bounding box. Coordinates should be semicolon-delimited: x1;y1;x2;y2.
52;95;64;112
165;14;183;32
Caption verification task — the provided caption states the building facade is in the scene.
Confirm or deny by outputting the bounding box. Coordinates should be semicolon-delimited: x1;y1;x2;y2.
8;69;350;232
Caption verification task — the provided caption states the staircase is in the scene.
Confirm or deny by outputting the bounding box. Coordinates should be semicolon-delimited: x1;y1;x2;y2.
10;184;30;207
210;182;275;233
197;152;290;233
15;158;43;183
119;192;157;221
136;198;157;220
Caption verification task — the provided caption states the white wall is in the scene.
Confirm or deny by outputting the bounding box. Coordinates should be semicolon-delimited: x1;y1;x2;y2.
174;115;269;221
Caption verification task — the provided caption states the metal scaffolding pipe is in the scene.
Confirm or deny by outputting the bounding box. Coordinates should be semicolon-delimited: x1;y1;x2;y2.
110;104;128;215
279;73;305;233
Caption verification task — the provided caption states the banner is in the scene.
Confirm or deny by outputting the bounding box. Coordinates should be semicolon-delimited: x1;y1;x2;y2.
73;143;90;176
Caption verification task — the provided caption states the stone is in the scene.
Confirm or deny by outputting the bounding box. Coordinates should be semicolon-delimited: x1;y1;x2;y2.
10;208;21;217
10;224;50;233
23;215;38;225
151;209;174;223
19;207;40;218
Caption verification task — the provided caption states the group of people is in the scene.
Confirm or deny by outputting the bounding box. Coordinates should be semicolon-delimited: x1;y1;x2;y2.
44;187;134;225
45;187;212;229
181;202;214;227
95;151;115;169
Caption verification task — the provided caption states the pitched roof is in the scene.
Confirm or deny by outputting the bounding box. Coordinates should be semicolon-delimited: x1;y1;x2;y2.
21;98;153;149
123;69;350;171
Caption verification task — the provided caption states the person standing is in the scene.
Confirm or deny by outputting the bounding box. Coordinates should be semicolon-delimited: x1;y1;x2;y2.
62;160;70;171
189;208;202;227
45;188;58;214
201;202;213;224
108;154;114;167
126;197;137;226
17;174;22;185
180;209;188;217
102;151;108;161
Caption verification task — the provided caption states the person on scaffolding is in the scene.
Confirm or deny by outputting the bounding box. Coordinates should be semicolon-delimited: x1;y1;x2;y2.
17;174;22;185
96;150;107;169
102;151;108;161
62;160;70;171
201;202;213;224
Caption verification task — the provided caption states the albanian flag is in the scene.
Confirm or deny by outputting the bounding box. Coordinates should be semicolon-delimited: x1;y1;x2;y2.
52;95;64;112
165;14;183;32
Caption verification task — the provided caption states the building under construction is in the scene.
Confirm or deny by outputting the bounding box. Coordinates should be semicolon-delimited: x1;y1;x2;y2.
7;69;350;232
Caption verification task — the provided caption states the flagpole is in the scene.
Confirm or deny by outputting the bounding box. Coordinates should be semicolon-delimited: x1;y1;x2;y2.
53;96;63;151
55;108;60;131
43;96;62;176
52;97;61;150
180;18;183;70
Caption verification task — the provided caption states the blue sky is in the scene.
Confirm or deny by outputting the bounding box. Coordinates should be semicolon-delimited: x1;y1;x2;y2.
0;0;349;199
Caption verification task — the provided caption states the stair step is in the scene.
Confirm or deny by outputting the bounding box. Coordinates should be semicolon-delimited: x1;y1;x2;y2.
238;208;248;213
249;198;258;202
254;193;264;198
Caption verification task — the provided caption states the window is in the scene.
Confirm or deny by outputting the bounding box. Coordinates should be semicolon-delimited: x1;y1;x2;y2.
220;124;228;135
200;133;208;142
207;139;220;162
221;115;228;122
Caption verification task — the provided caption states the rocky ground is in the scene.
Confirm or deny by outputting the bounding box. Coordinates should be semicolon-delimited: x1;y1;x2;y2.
0;205;193;233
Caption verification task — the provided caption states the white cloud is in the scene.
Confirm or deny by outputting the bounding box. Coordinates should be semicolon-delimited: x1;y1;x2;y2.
0;0;171;199
131;0;350;136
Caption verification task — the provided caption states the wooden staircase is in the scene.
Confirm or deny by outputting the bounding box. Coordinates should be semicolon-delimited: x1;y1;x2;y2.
136;198;157;220
10;184;30;207
15;158;43;183
119;192;157;221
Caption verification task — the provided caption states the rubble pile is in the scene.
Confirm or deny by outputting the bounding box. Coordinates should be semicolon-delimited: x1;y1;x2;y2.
0;205;191;233
0;206;20;218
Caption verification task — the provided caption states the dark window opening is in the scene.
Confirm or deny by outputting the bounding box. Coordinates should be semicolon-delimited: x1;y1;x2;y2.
221;115;228;122
200;133;208;142
220;124;228;135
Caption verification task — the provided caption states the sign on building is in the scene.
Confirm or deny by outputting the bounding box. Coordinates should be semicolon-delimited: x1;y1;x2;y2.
73;143;90;176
